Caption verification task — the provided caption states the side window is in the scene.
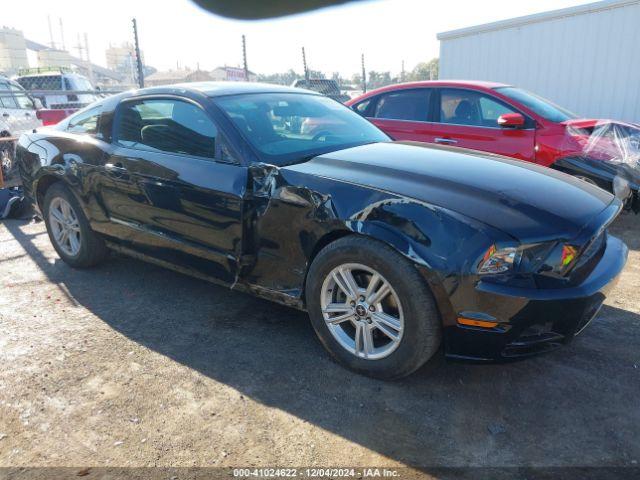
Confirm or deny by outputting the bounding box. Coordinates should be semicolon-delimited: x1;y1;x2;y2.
9;84;35;110
0;81;19;109
373;89;430;122
115;98;217;159
353;99;371;116
67;107;101;136
439;89;518;127
479;96;517;122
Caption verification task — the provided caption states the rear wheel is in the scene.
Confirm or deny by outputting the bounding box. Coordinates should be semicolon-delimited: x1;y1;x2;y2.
306;236;442;379
43;182;108;268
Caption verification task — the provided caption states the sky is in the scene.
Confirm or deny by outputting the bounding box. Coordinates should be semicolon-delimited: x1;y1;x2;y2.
4;0;590;76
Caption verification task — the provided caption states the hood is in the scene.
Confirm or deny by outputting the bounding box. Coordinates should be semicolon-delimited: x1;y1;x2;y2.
286;141;615;242
562;118;640;127
562;118;603;129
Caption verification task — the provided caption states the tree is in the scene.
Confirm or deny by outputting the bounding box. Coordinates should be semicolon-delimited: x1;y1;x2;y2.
257;69;300;85
408;58;439;81
367;71;396;89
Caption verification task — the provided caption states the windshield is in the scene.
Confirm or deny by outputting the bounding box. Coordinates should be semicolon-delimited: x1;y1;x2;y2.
495;86;579;123
71;76;94;91
215;92;389;165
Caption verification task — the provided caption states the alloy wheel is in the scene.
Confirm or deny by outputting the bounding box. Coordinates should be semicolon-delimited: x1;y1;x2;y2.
48;197;82;257
320;263;404;360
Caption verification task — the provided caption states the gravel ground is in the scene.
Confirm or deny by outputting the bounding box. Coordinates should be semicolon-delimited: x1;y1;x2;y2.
0;213;639;473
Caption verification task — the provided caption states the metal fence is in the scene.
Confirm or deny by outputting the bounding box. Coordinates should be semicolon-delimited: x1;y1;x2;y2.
0;62;418;186
0;73;124;186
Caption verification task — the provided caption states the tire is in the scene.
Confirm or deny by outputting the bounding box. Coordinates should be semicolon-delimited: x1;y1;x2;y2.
0;138;15;183
305;235;442;379
42;182;108;268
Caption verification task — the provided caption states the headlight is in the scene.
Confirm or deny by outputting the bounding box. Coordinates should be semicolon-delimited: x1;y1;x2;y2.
478;242;569;275
478;245;517;274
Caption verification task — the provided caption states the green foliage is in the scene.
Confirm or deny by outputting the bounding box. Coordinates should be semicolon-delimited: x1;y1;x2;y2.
257;69;300;85
407;58;439;81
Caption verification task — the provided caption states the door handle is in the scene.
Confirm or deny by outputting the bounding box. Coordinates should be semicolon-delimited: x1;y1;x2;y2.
435;137;458;145
105;162;128;177
105;162;127;171
25;112;31;116
2;113;9;118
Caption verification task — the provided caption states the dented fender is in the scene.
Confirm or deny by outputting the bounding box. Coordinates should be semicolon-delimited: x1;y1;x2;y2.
240;163;508;313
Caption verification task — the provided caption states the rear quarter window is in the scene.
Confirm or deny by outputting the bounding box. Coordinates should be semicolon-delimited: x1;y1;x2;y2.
66;106;103;137
352;99;372;116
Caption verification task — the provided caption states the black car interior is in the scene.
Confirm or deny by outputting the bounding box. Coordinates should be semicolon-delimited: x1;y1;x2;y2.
117;101;216;159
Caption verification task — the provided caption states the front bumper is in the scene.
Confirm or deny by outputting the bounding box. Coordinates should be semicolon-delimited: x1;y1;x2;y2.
444;234;628;362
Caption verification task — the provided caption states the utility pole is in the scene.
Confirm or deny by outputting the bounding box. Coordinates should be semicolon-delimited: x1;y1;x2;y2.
302;47;309;83
242;35;249;81
132;18;144;88
47;15;55;49
59;18;66;51
361;53;366;93
401;60;405;82
75;34;83;59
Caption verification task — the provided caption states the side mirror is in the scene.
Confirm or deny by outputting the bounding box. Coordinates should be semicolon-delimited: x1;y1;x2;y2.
33;98;44;110
497;113;525;128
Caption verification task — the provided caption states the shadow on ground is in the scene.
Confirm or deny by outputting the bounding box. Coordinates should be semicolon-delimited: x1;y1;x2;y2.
4;217;640;469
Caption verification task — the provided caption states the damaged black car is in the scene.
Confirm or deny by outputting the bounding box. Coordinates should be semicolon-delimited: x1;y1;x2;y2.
16;83;628;378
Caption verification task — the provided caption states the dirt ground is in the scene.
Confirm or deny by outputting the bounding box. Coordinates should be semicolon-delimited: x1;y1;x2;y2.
1;212;639;473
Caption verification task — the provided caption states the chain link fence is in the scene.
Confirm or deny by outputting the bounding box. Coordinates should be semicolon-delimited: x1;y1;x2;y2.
1;70;125;186
0;59;435;187
0;67;359;186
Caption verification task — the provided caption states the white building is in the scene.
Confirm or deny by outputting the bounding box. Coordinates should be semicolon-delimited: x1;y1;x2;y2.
211;66;257;82
105;42;144;85
438;0;640;123
0;27;28;74
37;48;72;69
145;68;213;87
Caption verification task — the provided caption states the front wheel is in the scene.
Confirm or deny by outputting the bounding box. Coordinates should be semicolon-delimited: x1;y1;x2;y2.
306;236;442;379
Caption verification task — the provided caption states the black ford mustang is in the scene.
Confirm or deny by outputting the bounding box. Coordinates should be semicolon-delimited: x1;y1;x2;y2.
16;82;628;378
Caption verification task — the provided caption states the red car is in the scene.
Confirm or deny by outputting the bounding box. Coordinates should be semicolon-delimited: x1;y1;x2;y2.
346;81;640;209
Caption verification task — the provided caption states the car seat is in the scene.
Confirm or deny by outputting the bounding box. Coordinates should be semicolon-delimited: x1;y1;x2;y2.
119;107;144;142
452;100;478;126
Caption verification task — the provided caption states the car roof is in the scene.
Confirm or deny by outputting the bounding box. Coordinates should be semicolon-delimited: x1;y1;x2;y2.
132;81;319;98
16;72;86;78
346;80;513;103
16;72;62;78
403;80;510;89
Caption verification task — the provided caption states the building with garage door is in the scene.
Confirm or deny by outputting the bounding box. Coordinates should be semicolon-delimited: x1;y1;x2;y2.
437;0;640;123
